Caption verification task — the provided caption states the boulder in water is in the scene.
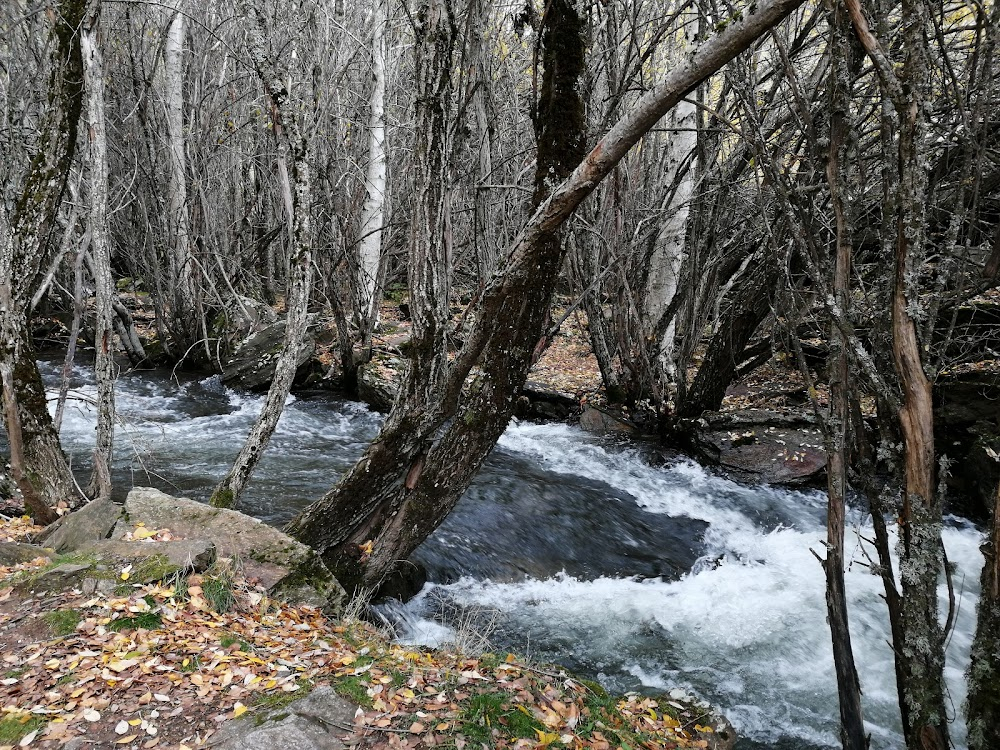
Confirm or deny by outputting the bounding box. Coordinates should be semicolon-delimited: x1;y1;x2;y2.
685;410;826;486
221;319;316;392
578;404;634;434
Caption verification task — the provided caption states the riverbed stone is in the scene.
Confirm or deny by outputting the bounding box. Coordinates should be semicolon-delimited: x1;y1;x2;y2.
221;319;316;392
686;410;826;486
118;488;345;614
33;496;121;553
209;686;356;750
79;539;217;581
578;405;634;434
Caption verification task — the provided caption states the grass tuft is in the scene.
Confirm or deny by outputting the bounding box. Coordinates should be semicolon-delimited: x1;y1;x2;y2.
43;608;81;636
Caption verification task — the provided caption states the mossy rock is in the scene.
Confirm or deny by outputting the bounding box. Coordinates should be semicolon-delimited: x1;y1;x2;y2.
120;488;345;614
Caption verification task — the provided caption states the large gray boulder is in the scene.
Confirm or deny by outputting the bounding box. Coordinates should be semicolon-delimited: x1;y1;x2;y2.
33;495;121;553
221;319;316;392
117;488;345;613
209;687;356;750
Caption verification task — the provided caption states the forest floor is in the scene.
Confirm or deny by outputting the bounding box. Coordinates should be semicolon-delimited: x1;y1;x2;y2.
0;518;722;750
358;298;816;417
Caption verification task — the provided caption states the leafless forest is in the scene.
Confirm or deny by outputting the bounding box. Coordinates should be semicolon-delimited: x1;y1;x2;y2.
2;0;1000;747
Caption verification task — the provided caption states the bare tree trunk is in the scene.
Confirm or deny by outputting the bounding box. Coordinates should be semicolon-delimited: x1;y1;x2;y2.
644;10;699;398
164;0;198;356
210;0;314;509
846;0;949;746
287;0;807;593
822;4;865;746
967;470;1000;750
0;0;88;522
357;0;388;332
82;0;115;501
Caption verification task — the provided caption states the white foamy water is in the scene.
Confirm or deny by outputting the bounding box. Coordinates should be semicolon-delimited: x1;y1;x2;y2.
394;422;984;750
37;363;984;748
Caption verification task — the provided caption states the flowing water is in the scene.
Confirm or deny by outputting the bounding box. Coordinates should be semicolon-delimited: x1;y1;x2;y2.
39;361;983;749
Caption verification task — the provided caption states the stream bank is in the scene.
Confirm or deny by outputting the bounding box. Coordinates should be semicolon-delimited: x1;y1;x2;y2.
4;360;983;749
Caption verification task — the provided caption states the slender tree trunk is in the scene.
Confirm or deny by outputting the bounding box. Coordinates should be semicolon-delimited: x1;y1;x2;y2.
164;0;197;356
357;0;388;332
287;0;807;593
644;10;698;398
82;0;115;501
966;471;1000;750
210;0;315;509
822;4;865;746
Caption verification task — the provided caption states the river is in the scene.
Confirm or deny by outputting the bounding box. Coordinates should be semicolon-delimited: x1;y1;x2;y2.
42;361;983;749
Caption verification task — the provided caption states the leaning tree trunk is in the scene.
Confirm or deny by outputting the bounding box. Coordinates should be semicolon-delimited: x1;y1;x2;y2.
676;259;778;418
210;0;314;510
82;0;116;501
0;0;88;522
287;0;809;594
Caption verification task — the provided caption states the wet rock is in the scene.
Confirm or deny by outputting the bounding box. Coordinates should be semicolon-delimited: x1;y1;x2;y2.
117;488;345;614
209;686;356;750
221;319;316;392
218;296;279;347
685;411;826;486
579;405;634;435
33;496;121;553
664;688;737;750
15;563;93;595
0;542;52;565
79;539;217;581
357;360;399;412
518;381;579;421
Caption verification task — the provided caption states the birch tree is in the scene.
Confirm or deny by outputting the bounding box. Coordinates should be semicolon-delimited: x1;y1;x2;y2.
81;0;116;501
357;0;389;336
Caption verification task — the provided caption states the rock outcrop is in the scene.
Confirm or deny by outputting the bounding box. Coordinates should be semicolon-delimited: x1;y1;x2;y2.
221;319;316;392
24;488;344;613
209;687;357;750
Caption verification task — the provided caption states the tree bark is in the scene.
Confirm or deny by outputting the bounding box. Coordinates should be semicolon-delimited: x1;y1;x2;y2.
164;0;198;357
357;0;388;332
822;4;866;746
82;0;116;501
0;0;88;522
210;0;315;509
287;0;809;593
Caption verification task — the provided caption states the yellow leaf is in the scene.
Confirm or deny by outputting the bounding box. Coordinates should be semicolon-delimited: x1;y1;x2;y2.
232;702;248;719
115;736;138;744
534;730;559;746
694;724;714;733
